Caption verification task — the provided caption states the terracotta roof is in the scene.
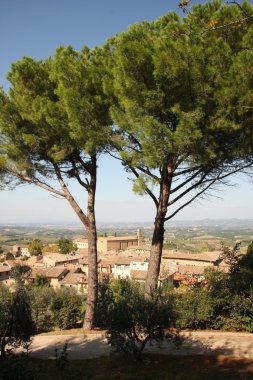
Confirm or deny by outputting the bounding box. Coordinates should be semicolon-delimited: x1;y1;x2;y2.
174;273;199;284
130;270;147;280
0;266;11;273
3;259;24;268
75;249;88;255
26;267;68;279
113;255;149;265
43;253;81;263
177;265;207;276
60;272;88;285
97;259;113;267
162;251;221;263
114;257;132;265
26;256;43;266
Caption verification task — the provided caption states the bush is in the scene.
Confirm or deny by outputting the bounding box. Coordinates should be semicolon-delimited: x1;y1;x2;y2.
104;279;178;359
224;292;253;332
0;285;36;358
51;288;83;330
176;286;215;330
95;276;114;328
28;286;55;332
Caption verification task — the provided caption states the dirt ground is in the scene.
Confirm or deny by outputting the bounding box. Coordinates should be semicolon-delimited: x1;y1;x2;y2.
29;331;253;360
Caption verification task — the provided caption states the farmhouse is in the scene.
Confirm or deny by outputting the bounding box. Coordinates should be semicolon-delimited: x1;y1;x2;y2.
60;270;88;294
43;252;83;267
24;267;69;289
0;265;13;286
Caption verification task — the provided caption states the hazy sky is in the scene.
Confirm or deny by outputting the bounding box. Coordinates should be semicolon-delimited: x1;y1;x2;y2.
0;0;253;223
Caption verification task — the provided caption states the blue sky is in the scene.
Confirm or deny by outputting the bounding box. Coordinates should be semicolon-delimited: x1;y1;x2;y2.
0;0;253;224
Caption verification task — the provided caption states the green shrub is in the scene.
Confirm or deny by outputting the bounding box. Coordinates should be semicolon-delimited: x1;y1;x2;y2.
51;288;83;330
105;279;178;359
0;285;36;358
28;286;55;332
176;287;215;329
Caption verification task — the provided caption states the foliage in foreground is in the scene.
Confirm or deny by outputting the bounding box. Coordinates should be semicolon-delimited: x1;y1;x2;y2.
51;288;83;330
176;243;253;332
96;279;179;359
0;285;36;358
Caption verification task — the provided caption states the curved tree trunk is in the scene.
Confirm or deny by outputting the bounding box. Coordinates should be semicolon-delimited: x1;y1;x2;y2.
54;161;98;330
145;168;172;295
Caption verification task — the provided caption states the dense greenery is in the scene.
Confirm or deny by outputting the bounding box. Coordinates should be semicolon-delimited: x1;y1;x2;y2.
28;285;55;332
28;239;43;256
96;278;178;359
51;288;83;330
0;283;85;355
5;252;14;260
176;243;253;332
58;238;77;255
28;286;84;332
103;0;253;292
0;285;36;358
33;274;50;287
10;264;30;286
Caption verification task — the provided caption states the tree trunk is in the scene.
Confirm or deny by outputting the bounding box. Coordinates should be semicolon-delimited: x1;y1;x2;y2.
145;168;172;295
83;158;98;330
0;337;7;358
145;212;165;294
54;161;98;330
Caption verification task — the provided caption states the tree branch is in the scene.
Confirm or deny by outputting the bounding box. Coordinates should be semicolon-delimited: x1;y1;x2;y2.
170;168;204;194
169;169;212;206
69;159;89;190
53;162;90;228
165;178;217;221
129;166;159;207
4;168;66;198
165;160;253;221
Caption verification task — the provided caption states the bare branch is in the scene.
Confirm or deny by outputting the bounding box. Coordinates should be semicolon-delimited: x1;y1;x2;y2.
69;159;89;190
173;163;202;177
169;169;213;206
129;166;159;207
171;168;204;194
165;160;253;221
165;178;217;221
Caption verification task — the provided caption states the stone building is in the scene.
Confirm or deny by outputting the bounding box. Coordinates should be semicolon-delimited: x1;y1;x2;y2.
97;230;143;253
